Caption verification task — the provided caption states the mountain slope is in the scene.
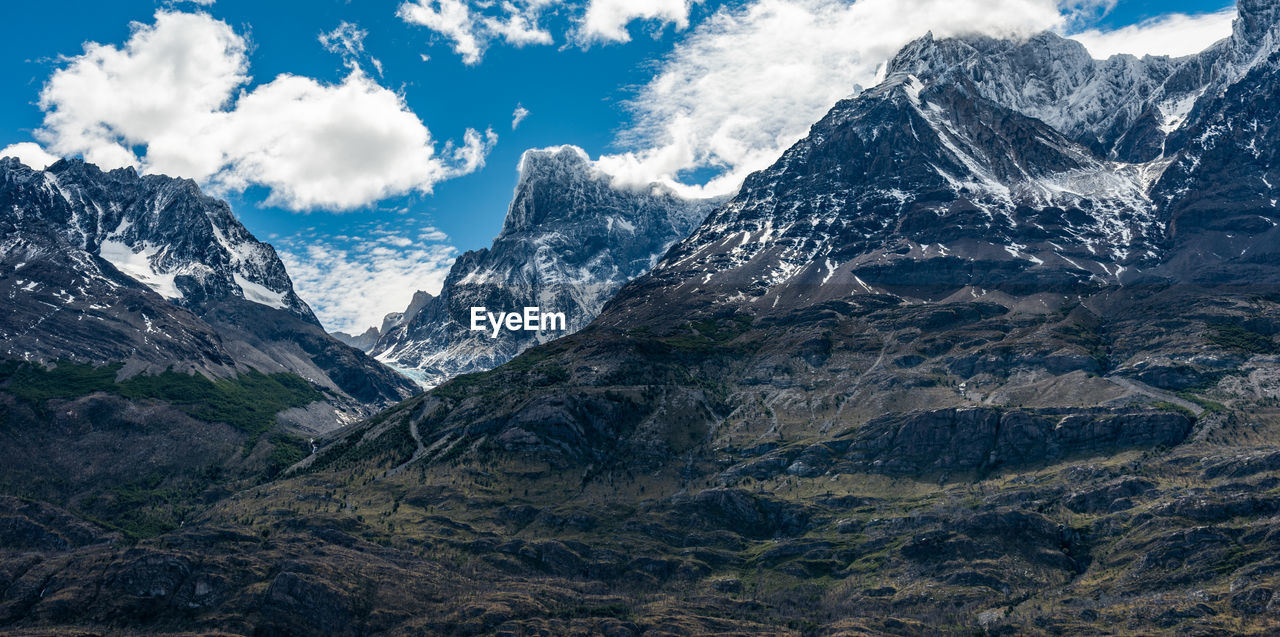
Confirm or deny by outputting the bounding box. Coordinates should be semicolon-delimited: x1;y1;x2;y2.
220;2;1280;632
368;146;716;386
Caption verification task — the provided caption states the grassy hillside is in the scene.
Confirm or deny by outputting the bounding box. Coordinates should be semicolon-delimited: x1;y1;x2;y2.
0;360;325;538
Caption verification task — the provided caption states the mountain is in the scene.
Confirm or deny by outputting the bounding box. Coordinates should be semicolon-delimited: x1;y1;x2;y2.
332;326;381;351
0;157;416;429
256;2;1280;631
612;5;1280;317
0;157;417;538
6;3;1280;635
365;146;717;387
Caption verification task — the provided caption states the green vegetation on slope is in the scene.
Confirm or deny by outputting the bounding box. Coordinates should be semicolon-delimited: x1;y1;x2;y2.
1206;321;1278;354
0;359;324;437
0;360;326;539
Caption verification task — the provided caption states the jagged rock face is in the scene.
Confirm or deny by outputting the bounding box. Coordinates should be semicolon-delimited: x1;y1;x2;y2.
1152;16;1280;285
369;146;715;386
0;158;415;429
887;32;1187;162
841;407;1193;475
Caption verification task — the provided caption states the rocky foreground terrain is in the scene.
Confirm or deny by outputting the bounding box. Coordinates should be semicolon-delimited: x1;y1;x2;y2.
4;1;1280;635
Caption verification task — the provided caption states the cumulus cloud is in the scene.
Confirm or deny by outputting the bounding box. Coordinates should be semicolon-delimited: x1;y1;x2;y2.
1070;8;1235;58
0;142;60;170
35;10;248;173
209;69;497;210
397;0;556;65
278;223;458;333
18;10;493;211
579;0;697;43
596;0;1070;197
511;104;529;129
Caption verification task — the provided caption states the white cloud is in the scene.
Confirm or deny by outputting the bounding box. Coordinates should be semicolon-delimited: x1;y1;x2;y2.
483;1;557;46
37;10;248;173
279;225;458;334
0;142;60;169
398;0;484;64
319;21;373;65
596;0;1077;197
444;127;499;176
511;104;529;129
579;0;696;43
1070;8;1235;58
320;21;367;57
19;10;493;211
397;0;556;65
397;0;707;62
209;69;496;210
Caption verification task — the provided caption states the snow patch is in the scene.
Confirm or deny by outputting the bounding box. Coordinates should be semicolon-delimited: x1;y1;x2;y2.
606;216;636;233
233;273;289;310
821;259;839;285
98;240;183;300
1157;91;1201;134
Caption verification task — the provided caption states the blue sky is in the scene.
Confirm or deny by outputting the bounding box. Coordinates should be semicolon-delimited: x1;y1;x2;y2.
0;0;1236;333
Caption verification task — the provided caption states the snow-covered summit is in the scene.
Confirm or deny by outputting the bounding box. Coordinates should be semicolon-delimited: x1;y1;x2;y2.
0;157;314;319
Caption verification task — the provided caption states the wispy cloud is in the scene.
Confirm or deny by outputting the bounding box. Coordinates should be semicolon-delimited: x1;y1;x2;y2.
277;219;458;334
319;21;368;58
396;0;702;63
511;104;529;130
397;0;556;65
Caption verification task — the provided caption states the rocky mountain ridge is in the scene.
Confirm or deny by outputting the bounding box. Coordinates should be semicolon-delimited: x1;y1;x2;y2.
598;0;1280;326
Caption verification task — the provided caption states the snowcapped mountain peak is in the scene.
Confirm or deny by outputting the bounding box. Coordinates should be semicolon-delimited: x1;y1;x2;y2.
1;157;314;321
1219;0;1280;83
1;155;417;426
367;148;719;387
516;144;593;178
887;29;1187;163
